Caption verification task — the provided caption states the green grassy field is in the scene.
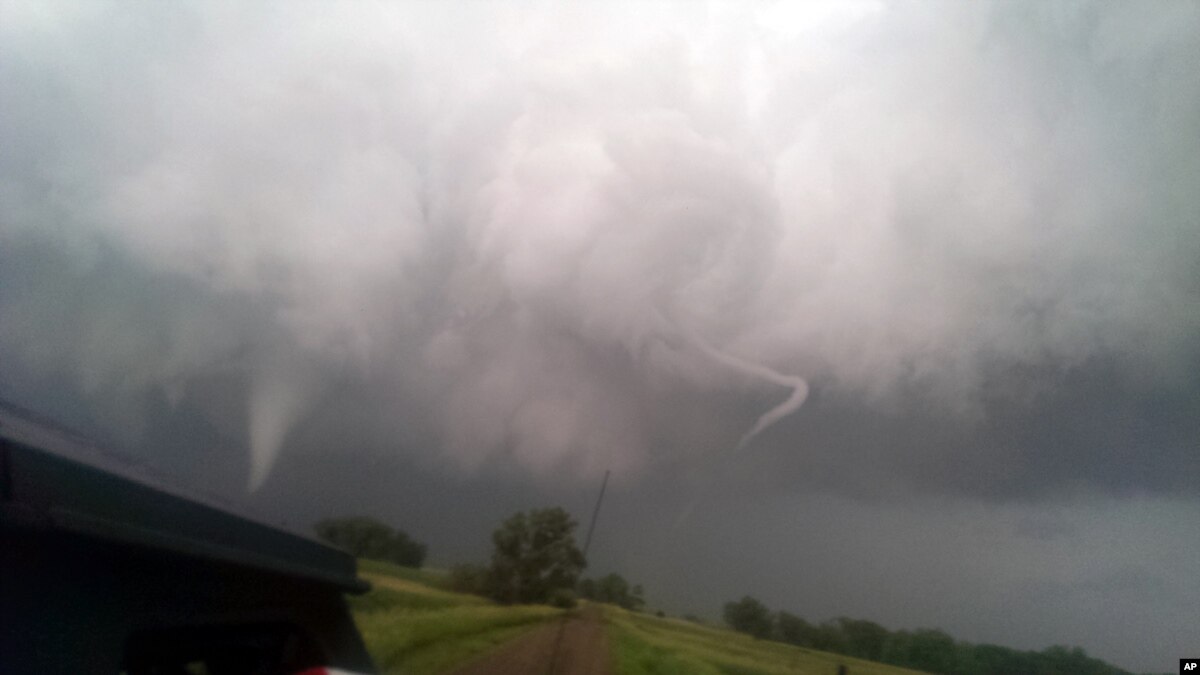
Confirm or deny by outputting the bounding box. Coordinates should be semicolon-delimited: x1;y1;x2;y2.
351;560;562;674
605;606;929;675
356;559;457;589
351;561;927;675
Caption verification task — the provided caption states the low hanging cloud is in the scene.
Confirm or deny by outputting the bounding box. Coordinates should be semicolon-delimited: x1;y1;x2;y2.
1;1;1197;489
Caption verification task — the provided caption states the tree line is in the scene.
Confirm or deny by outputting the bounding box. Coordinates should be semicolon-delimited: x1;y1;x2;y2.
722;596;1131;675
314;516;427;567
442;507;647;610
318;507;644;610
314;513;1133;675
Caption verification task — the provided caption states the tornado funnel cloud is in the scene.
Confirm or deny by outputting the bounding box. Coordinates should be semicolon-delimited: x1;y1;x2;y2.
734;377;809;450
691;338;810;450
657;311;809;450
0;0;1195;507
247;363;322;491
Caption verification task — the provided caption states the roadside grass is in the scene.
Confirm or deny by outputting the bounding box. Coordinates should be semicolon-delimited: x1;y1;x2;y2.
351;561;927;674
612;626;725;675
356;603;560;673
355;567;487;612
351;560;561;674
356;558;452;588
605;607;929;675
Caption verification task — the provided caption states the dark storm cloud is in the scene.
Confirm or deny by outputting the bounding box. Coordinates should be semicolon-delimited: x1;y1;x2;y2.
716;361;1200;503
2;4;1200;670
2;0;1197;496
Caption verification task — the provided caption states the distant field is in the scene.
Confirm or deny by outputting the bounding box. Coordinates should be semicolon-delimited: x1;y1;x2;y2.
351;560;562;674
356;558;455;589
605;607;929;675
351;561;928;675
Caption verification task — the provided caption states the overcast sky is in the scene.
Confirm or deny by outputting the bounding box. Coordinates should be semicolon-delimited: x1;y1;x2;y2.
2;1;1198;671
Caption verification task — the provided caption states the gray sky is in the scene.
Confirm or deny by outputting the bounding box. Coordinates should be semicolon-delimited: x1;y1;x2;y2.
2;1;1198;671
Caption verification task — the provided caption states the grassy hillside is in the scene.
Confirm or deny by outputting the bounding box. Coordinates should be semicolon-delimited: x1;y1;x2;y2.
349;561;929;674
606;606;930;675
351;560;562;674
356;558;457;589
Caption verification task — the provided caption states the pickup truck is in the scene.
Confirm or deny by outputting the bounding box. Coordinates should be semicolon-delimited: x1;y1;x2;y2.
0;402;376;675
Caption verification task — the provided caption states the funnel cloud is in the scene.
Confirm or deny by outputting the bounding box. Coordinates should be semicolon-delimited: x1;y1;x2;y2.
1;1;1198;671
4;0;1195;483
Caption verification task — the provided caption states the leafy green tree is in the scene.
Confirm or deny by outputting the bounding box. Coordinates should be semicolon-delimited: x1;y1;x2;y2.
548;587;578;609
447;563;488;595
485;507;586;604
1036;645;1128;675
905;628;956;674
836;617;888;661
810;620;850;653
881;630;913;667
957;643;1038;675
775;611;816;646
723;596;773;639
314;516;427;567
763;607;1132;675
577;573;645;610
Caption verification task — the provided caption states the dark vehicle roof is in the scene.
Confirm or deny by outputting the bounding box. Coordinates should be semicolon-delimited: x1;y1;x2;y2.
0;401;368;593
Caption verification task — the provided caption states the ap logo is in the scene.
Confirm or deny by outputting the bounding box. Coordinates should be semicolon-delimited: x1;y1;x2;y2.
1182;660;1199;673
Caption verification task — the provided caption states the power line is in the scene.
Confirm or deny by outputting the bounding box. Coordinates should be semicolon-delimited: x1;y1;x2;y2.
581;469;610;558
545;469;610;675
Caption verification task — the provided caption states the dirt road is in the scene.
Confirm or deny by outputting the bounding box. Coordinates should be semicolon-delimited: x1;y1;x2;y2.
448;606;612;675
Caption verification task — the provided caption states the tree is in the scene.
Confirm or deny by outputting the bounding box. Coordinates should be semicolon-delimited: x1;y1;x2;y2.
776;611;816;647
904;628;957;674
836;617;888;661
447;563;488;595
723;596;773;639
577;573;645;610
314;516;427;567
485;507;586;604
810;620;850;653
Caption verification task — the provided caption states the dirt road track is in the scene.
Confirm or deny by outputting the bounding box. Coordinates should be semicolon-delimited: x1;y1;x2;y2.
448;606;612;675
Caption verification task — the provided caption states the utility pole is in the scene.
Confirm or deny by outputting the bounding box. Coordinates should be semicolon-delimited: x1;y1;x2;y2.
545;469;610;675
581;469;610;558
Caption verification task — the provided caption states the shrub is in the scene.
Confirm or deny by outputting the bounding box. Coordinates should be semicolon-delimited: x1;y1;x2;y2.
548;588;578;609
314;516;427;567
447;564;489;596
